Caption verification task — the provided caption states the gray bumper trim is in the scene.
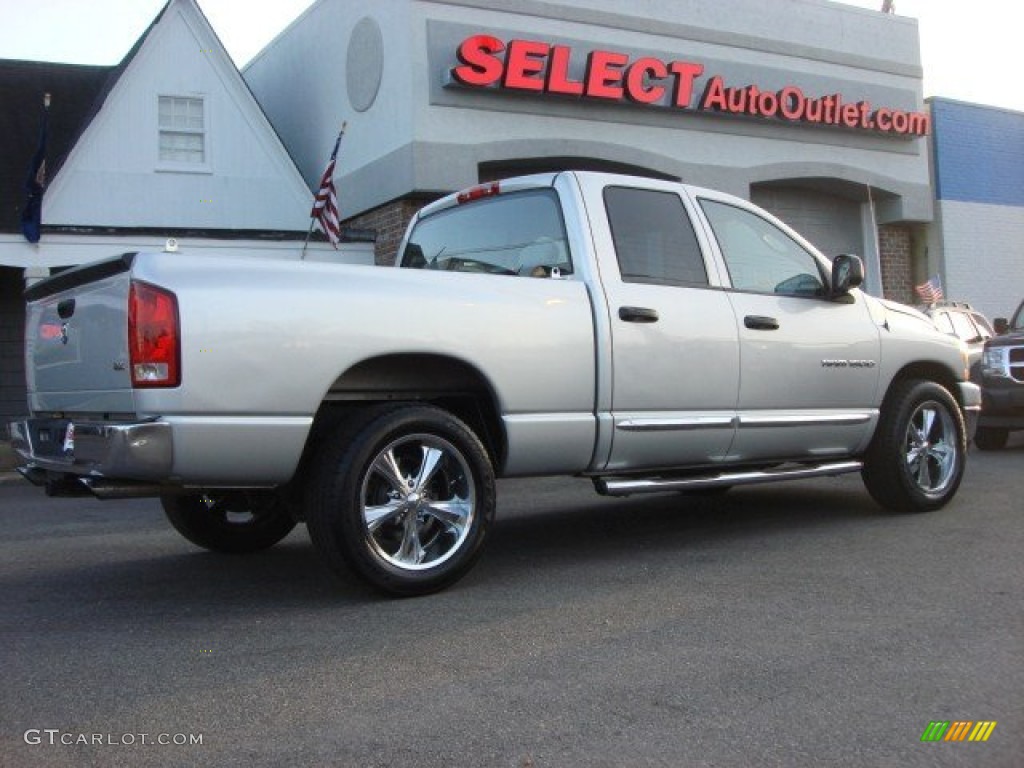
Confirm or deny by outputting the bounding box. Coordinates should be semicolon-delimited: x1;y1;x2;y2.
9;418;173;481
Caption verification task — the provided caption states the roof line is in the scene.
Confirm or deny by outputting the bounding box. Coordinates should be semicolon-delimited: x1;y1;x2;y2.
188;0;311;189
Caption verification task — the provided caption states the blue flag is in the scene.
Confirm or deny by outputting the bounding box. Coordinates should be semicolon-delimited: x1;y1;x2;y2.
20;94;50;243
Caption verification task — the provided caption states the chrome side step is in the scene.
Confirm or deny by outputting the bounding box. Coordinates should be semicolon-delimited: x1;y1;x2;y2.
594;460;863;497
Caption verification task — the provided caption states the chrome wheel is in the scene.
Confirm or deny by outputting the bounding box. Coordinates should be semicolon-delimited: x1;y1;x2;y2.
361;434;475;571
863;379;966;513
307;404;496;595
904;400;957;494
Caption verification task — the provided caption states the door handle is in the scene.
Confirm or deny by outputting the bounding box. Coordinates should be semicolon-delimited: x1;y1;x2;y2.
744;315;779;330
619;306;659;323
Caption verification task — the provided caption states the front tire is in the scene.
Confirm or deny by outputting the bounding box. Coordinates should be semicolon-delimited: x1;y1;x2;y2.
162;492;297;553
862;379;966;512
306;405;496;596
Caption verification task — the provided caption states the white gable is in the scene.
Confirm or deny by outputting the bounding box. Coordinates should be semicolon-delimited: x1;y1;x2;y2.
43;0;314;231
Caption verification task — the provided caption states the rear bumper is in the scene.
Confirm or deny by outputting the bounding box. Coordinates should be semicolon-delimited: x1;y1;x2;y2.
8;417;173;481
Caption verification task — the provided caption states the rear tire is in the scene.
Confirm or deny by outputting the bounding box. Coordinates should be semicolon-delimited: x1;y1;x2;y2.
974;426;1009;451
862;379;966;513
162;492;297;553
306;404;496;597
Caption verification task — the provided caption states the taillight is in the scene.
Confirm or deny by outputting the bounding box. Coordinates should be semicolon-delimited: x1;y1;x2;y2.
456;181;500;204
128;280;180;388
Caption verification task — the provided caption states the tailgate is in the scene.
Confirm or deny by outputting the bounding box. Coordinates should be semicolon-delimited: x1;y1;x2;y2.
25;255;136;414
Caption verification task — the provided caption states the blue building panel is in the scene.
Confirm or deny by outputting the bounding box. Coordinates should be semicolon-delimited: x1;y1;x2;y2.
931;98;1024;207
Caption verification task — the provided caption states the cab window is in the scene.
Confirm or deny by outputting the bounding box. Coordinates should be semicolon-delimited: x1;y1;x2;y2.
699;198;826;297
400;189;571;277
603;187;709;287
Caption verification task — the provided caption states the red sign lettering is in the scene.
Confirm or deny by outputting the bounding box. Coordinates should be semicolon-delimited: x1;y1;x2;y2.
449;35;930;136
584;50;628;100
668;61;704;107
546;45;584;96
451;34;506;87
504;39;549;91
626;58;668;105
452;34;704;108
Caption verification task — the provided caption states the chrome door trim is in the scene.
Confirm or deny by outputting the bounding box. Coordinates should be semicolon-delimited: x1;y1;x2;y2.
736;410;878;428
617;415;737;432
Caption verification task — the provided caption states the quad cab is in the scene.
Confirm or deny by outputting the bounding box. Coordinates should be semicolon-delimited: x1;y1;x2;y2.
10;171;980;595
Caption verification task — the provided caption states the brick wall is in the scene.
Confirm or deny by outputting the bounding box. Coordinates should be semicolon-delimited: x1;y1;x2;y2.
0;268;27;423
345;196;439;266
878;224;914;305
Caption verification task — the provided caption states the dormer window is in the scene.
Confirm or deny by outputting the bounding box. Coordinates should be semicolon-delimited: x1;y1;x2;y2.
158;95;206;166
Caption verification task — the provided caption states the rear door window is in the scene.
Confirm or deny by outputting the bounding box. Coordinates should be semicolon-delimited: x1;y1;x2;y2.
603;187;709;287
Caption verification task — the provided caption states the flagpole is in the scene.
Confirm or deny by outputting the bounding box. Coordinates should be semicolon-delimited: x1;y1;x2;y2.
302;121;347;261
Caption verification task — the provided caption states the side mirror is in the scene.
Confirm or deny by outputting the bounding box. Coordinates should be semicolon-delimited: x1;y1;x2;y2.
994;317;1009;335
831;254;864;297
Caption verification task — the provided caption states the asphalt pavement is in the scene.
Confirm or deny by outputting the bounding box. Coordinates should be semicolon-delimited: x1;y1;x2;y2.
1;438;1022;767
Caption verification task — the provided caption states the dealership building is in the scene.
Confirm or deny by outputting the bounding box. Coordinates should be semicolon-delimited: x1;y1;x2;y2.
246;0;940;303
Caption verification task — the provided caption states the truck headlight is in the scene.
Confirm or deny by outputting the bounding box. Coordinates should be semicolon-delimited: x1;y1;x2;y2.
982;347;1010;377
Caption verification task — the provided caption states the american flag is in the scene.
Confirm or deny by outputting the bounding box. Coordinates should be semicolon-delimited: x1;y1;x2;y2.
311;127;344;247
915;275;944;304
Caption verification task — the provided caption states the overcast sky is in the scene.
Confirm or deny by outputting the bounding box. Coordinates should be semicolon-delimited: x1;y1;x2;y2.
1;0;1020;112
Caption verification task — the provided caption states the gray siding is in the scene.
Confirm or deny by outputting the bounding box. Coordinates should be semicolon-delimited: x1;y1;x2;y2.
938;200;1024;320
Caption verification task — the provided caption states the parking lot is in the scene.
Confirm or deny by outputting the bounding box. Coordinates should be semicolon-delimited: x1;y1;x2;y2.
1;438;1021;767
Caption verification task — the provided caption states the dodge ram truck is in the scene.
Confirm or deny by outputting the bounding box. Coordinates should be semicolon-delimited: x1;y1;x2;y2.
9;171;981;595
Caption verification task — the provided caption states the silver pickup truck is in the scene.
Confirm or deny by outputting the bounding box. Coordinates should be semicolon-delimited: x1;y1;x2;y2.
9;171;980;595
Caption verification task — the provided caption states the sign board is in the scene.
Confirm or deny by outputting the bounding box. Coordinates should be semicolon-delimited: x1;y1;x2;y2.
448;34;930;136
